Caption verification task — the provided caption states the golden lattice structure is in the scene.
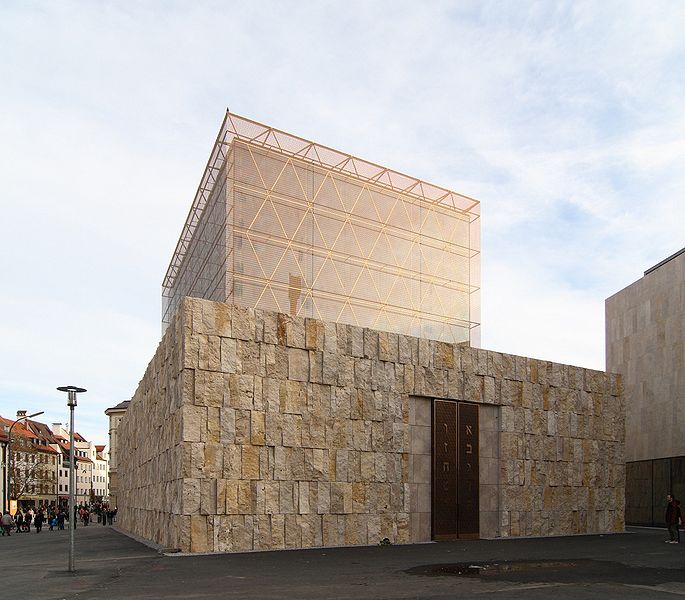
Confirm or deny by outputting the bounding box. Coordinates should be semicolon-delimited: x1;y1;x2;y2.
162;112;481;345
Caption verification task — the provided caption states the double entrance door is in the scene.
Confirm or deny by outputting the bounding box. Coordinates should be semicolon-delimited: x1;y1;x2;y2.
432;400;479;540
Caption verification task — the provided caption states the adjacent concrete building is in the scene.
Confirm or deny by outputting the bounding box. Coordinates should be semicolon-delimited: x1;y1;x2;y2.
606;247;685;525
114;113;625;553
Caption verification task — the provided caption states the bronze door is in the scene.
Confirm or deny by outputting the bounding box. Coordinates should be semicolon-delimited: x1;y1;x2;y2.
457;402;479;538
432;400;479;540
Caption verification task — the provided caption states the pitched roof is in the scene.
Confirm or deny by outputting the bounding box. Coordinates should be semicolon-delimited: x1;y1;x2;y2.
105;400;130;413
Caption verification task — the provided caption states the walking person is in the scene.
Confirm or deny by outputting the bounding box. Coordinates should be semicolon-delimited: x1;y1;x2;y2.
34;509;44;533
1;511;13;536
24;509;32;532
57;510;65;530
665;494;681;543
15;510;24;534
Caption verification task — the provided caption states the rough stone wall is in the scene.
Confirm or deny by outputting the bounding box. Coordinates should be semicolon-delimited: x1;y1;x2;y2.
116;297;624;552
116;315;187;550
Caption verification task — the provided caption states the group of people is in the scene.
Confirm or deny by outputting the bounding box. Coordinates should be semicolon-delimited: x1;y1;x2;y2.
0;503;117;537
665;494;683;543
78;503;118;526
1;507;57;535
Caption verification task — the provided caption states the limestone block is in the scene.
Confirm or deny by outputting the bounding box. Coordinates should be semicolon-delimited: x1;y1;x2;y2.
238;340;262;376
195;370;224;407
344;514;367;546
227;374;254;409
298;481;310;514
251;412;266;446
220;408;236;445
183;478;201;515
446;369;463;399
323;321;337;353
260;310;279;345
253;514;273;550
333;449;349;482
271;514;285;549
242;445;261;480
305;318;325;350
337;355;355;387
322;352;338;385
234;409;251;445
464;374;484;403
198;335;222;372
264;345;288;379
354;358;372;389
371;360;394;392
282;414;303;447
204;443;223;478
352;420;372;451
350;325;364;357
279;481;297;514
378;331;399;362
585;369;606;393
237;480;256;514
182;405;207;443
272;446;288;480
306;448;327;480
317;482;331;514
235;515;255;551
265;412;282;446
398;335;416;365
281;314;306;349
288;348;309;382
423;368;446;397
259;377;281;413
200;479;217;515
232;306;256;341
285;514;301;548
190;515;209;552
282;380;307;415
223;445;241;480
501;379;523;407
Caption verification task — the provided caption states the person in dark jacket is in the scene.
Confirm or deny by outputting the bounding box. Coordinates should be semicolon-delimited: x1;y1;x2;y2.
665;494;682;543
15;510;24;533
34;509;44;533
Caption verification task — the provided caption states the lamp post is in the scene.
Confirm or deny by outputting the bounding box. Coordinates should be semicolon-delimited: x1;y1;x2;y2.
5;410;45;514
57;386;86;573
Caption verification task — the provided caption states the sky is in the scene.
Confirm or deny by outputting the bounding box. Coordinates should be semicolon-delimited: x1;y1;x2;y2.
1;0;684;443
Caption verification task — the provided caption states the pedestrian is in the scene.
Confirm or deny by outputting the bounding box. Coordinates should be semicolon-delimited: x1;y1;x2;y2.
24;509;32;532
57;511;65;530
34;510;44;533
665;493;681;543
1;511;13;536
15;510;24;533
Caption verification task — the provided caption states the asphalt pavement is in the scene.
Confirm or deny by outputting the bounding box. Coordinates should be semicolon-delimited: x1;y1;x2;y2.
2;522;684;599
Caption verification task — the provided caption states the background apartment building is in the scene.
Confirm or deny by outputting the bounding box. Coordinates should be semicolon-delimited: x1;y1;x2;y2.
1;415;108;511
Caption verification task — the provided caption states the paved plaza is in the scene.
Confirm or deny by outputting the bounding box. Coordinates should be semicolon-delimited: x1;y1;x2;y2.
2;525;684;599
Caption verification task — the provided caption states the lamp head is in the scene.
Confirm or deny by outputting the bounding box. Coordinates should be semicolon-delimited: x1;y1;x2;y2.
57;386;87;407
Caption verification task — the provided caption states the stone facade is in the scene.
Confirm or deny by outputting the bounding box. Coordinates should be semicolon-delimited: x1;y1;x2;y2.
606;248;685;463
606;247;685;524
117;297;625;553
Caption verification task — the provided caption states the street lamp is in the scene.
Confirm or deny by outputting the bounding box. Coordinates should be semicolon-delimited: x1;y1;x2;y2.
57;386;86;573
5;410;45;513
